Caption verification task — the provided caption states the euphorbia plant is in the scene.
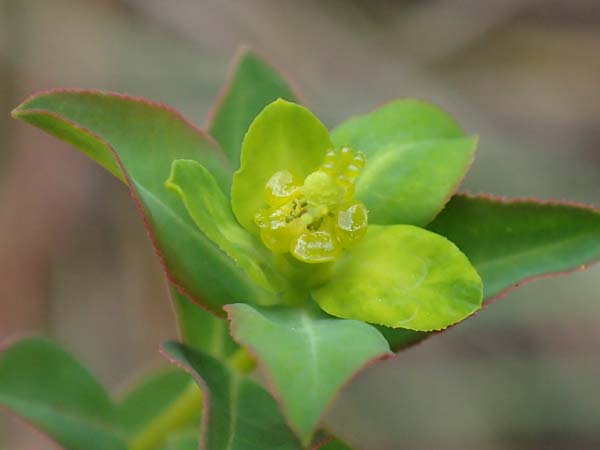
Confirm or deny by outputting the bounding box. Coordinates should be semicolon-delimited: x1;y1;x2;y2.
2;48;599;450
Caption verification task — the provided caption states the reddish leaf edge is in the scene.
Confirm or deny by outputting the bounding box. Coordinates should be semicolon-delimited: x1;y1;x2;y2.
159;343;212;450
12;90;232;317
160;341;331;450
461;191;600;306
223;305;391;446
389;191;600;354
204;45;306;130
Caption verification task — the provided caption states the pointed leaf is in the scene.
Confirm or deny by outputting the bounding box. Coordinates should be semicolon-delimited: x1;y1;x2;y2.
162;341;304;450
208;47;299;169
231;99;332;233
0;337;126;450
312;225;483;331
331;100;476;226
166;159;284;298
428;194;600;300
171;287;238;359
225;304;390;445
12;90;273;314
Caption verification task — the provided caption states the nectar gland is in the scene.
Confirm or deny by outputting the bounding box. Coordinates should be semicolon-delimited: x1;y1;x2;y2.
254;147;368;263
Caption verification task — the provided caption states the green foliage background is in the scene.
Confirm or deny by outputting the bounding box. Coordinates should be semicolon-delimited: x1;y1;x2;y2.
1;1;599;449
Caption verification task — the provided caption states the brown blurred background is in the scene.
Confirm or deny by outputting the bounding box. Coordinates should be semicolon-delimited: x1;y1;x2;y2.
1;1;599;449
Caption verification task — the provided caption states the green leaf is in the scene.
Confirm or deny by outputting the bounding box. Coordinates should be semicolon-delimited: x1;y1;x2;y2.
231;99;332;233
374;326;430;352
171;287;238;359
312;225;483;331
12;90;272;314
208;47;298;170
428;194;600;300
116;368;196;434
331;100;476;226
225;304;390;445
162;341;304;450
0;337;126;450
166;159;284;299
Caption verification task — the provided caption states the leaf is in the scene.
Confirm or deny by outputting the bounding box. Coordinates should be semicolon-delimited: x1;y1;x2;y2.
331;100;476;226
225;304;390;445
381;194;600;352
207;47;299;170
162;341;304;450
0;337;126;450
171;287;238;359
166;159;284;298
116;368;196;434
312;225;483;331
231;99;332;233
12;90;274;313
428;194;600;300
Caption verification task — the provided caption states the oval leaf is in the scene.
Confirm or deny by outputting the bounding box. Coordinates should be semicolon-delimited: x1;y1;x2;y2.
12;90;270;314
162;341;304;450
225;304;390;445
208;47;299;169
312;225;483;331
331;100;476;226
0;337;126;450
428;194;600;300
231;99;332;233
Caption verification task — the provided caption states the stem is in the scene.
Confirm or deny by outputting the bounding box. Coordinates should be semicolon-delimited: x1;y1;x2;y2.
127;348;255;450
128;382;202;450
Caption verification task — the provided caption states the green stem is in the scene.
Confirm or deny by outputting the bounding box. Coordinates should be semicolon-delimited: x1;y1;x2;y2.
128;382;202;450
128;348;255;450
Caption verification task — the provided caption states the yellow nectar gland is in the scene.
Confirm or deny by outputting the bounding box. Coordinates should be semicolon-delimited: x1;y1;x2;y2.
254;148;368;263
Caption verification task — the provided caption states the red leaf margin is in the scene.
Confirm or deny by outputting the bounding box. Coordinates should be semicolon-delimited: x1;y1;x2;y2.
12;88;234;317
160;342;335;450
223;305;391;449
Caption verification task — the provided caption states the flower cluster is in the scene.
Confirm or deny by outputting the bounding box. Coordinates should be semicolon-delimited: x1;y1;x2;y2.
254;148;368;263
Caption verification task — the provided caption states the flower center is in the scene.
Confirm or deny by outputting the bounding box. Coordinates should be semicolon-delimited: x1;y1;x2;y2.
254;147;368;263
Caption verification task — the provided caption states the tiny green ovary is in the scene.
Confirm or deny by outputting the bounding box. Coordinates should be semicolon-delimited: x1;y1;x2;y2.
254;148;368;263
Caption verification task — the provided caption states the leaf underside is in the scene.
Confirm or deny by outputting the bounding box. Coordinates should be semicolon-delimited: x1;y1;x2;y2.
162;341;304;450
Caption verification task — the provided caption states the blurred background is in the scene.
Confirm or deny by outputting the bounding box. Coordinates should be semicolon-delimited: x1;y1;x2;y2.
1;0;599;449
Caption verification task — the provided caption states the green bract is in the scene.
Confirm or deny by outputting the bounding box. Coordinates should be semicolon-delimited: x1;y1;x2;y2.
168;97;483;331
